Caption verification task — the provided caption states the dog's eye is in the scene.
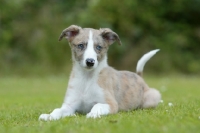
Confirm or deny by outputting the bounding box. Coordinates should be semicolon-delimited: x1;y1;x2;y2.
96;45;102;51
78;44;84;50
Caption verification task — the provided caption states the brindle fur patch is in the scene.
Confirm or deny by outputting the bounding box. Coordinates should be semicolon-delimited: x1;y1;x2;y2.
98;67;149;112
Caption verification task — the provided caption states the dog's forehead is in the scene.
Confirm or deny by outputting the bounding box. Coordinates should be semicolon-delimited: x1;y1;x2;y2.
72;28;102;44
82;28;100;35
81;28;101;39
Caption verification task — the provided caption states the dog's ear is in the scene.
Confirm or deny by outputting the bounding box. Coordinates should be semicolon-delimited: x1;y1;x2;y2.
59;25;82;42
100;28;122;45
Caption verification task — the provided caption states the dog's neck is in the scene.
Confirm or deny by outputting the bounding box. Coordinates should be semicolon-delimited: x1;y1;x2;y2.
72;55;108;78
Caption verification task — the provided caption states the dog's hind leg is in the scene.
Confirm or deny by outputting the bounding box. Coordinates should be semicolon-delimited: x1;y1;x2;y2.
142;88;161;108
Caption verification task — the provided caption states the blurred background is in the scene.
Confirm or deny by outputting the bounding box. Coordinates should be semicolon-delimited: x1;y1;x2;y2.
1;0;200;76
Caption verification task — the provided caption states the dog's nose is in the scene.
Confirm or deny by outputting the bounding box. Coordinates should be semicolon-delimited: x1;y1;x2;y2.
86;58;95;67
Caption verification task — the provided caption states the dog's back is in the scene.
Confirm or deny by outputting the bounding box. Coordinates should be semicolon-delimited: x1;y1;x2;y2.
98;49;161;110
98;67;147;111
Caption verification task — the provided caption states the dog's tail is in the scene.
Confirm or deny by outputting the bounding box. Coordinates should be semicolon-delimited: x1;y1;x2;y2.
136;49;160;76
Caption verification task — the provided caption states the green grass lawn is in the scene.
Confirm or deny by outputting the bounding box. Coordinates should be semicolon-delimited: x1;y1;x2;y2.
0;75;199;133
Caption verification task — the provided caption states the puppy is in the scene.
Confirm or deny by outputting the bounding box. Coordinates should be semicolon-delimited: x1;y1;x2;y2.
39;25;161;120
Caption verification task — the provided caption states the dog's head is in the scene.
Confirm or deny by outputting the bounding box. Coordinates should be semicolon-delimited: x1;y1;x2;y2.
59;25;121;70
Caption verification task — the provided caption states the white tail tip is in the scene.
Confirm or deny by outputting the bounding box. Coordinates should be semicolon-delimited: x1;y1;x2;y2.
136;49;160;74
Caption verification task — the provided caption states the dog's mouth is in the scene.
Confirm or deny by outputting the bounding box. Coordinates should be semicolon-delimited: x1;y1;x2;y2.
85;66;95;70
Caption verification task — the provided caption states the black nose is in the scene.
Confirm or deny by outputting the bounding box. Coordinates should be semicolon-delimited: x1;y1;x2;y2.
86;58;95;67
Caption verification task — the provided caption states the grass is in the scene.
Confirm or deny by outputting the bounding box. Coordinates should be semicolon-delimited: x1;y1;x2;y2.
0;75;200;133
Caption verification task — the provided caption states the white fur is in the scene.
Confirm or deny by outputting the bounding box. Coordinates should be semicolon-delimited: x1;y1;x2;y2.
136;49;160;73
39;104;75;121
83;30;98;68
86;103;110;118
39;54;108;121
142;88;161;108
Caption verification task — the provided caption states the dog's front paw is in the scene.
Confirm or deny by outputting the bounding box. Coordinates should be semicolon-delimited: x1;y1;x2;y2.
39;114;53;121
39;108;62;121
86;103;110;119
39;113;61;121
86;112;101;118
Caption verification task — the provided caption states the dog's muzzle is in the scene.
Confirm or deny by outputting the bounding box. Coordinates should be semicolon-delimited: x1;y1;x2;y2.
86;58;95;67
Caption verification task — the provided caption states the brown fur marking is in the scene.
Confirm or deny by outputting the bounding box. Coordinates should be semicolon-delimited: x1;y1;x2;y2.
98;67;150;113
69;28;110;63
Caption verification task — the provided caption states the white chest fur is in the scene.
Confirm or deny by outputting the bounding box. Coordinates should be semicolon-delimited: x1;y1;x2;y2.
64;65;105;114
